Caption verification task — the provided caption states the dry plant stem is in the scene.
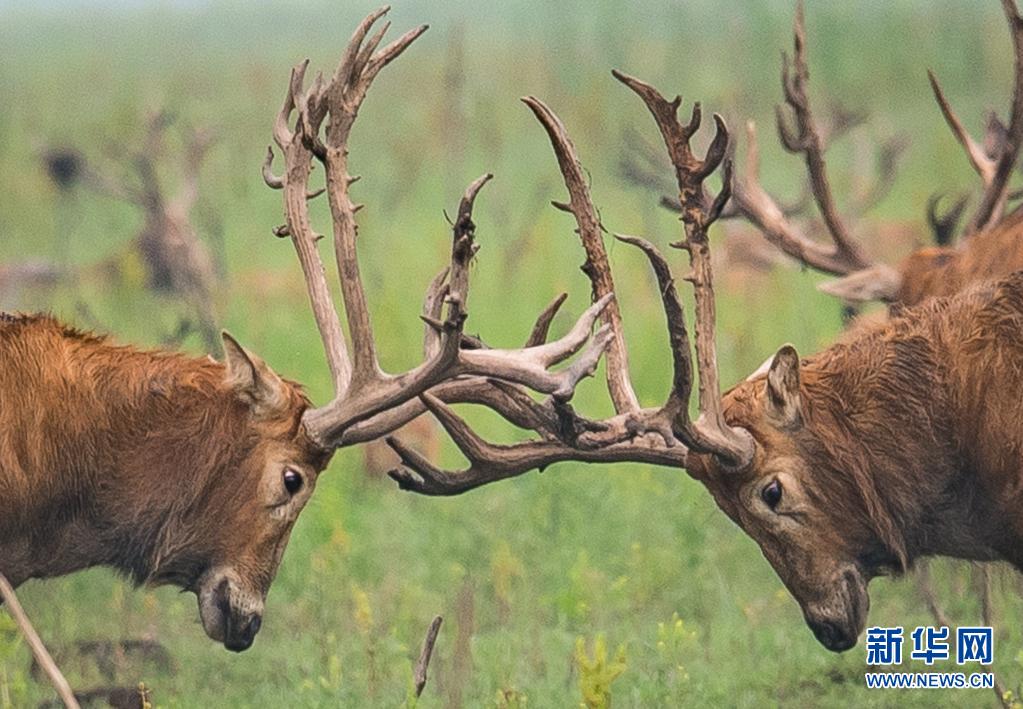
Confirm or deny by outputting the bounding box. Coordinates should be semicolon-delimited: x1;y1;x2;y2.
976;564;1010;709
414;615;443;697
915;560;952;628
917;562;1009;709
0;573;80;709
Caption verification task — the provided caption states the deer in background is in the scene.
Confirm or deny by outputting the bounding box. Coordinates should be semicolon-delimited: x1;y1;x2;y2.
371;12;1023;656
722;0;1023;308
89;112;223;348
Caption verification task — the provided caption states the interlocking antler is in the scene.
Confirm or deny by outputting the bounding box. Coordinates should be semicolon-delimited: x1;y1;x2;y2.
386;74;755;496
928;0;1023;235
265;8;615;451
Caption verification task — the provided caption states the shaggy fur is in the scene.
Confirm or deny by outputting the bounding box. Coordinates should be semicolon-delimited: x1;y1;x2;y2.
0;315;329;595
687;272;1023;650
898;208;1023;305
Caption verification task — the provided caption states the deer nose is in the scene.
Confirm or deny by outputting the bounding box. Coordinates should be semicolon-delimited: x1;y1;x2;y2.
225;613;262;653
808;618;856;652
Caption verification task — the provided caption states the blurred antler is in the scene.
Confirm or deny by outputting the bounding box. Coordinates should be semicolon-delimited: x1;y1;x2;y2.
724;1;908;304
928;0;1023;236
74;110;222;349
731;2;873;277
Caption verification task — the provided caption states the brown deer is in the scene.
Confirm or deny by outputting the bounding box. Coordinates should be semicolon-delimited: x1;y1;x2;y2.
364;25;1023;656
0;11;618;652
643;1;1023;309
6;6;1022;660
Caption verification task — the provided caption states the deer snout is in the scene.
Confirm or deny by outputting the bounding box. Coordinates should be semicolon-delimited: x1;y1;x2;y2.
197;571;266;652
802;566;869;653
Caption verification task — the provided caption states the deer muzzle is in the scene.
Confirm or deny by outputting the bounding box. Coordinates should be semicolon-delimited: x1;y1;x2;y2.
197;571;266;652
802;566;869;653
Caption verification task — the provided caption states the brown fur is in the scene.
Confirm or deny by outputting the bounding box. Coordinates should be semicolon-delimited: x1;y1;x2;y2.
897;209;1023;305
689;271;1023;650
0;316;331;650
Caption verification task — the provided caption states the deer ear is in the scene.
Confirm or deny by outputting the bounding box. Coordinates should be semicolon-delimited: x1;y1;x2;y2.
221;332;289;417
764;344;802;429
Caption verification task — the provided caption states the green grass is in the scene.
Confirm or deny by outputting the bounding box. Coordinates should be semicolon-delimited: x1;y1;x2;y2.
1;1;1021;706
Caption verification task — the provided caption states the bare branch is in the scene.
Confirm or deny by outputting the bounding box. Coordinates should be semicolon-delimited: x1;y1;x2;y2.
0;574;80;709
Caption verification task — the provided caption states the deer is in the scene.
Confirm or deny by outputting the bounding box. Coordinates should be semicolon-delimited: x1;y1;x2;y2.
74;111;225;351
360;18;1023;656
5;6;1021;660
0;11;618;653
712;1;1023;308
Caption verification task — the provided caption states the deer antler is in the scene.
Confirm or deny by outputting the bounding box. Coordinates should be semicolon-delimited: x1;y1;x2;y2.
266;8;615;451
386;75;755;496
718;1;911;305
928;0;1023;235
730;2;875;278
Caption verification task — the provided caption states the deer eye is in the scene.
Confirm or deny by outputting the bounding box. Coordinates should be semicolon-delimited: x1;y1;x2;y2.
283;469;303;495
761;479;783;510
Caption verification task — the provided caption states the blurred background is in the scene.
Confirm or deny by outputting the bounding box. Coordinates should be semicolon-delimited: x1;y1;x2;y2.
1;0;1021;706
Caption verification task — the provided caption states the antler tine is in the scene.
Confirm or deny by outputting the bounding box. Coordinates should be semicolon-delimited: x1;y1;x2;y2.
297;159;616;447
387;393;689;496
625;119;811;221
525;292;569;347
522;96;641;414
927;1;1023;235
448;173;493;309
262;146;326;199
612;234;691;442
613;69;754;469
926;192;970;246
272;11;618;451
970;0;1023;233
850;133;909;215
928;70;996;187
422;266;450;359
773;1;871;271
379;69;769;496
269;55;352;396
727;3;881;278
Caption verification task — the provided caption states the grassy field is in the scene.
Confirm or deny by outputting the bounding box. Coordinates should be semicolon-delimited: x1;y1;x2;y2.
1;0;1022;706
